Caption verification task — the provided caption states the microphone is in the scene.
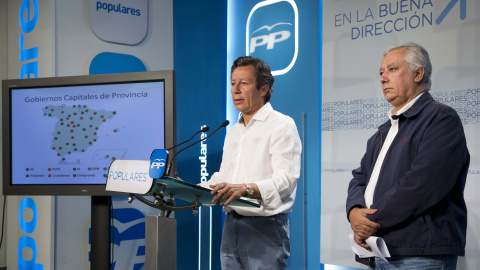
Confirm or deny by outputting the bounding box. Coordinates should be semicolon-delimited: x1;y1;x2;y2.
391;114;401;120
165;120;229;176
149;126;209;179
166;126;210;151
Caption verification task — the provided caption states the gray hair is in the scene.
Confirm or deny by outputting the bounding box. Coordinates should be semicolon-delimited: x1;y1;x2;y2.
384;42;432;91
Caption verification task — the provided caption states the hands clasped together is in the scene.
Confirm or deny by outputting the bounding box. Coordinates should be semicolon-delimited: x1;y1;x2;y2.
349;207;381;249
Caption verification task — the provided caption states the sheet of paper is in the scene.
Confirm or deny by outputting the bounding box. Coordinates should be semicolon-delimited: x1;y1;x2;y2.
349;234;391;262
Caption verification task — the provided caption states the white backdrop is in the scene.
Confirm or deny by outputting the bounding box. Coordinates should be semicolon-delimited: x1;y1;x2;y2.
3;0;173;269
321;0;480;268
54;0;173;269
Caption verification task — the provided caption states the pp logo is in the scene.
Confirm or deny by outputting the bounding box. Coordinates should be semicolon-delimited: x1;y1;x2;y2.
150;159;166;169
246;0;298;76
149;149;168;178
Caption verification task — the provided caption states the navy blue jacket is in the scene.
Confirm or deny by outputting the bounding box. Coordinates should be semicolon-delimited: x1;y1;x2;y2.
346;91;469;258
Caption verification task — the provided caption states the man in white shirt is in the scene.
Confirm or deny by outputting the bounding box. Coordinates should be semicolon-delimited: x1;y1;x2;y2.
199;56;302;269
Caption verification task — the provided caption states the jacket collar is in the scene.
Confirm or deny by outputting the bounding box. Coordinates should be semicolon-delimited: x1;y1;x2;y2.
401;91;433;119
378;91;433;130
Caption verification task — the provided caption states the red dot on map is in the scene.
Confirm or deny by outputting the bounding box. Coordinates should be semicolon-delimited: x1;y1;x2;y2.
73;174;76;177
93;139;97;142
52;147;56;150
57;153;61;156
101;115;104;118
59;147;62;149
48;168;51;171
95;127;98;130
84;105;87;108
90;117;93;120
60;118;63;121
70;130;74;133
80;117;83;120
48;174;51;177
71;121;74;124
94;132;97;135
71;136;74;139
66;142;69;145
102;119;106;122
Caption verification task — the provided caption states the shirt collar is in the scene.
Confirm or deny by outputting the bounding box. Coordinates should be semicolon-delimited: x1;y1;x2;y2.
238;102;272;124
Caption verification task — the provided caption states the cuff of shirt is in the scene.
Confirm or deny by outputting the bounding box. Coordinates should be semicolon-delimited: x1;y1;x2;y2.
197;181;210;189
255;179;282;210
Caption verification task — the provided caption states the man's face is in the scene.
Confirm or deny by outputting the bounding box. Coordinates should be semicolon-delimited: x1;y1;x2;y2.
379;48;424;110
231;65;267;117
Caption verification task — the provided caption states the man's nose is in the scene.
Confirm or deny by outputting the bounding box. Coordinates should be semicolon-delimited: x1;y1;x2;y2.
380;74;387;84
231;84;240;93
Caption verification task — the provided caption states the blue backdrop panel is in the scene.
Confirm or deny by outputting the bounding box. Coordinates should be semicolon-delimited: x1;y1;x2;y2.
227;1;320;269
173;1;227;269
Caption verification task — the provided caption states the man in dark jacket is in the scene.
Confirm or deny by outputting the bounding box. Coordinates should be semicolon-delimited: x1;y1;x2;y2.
346;42;469;269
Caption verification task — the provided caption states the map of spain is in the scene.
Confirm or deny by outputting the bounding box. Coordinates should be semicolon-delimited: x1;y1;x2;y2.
43;104;117;157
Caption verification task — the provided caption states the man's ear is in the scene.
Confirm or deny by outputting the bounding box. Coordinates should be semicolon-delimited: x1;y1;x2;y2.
414;67;425;83
260;85;269;96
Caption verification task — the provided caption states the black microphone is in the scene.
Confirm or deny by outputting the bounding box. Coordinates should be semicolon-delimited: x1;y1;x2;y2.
165;120;229;176
166;126;210;151
391;114;401;120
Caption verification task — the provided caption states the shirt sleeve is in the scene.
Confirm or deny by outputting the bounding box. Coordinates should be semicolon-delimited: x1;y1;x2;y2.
197;154;228;189
368;107;469;229
254;121;302;210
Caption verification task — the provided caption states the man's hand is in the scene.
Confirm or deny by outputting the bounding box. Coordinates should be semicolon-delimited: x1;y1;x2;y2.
209;183;246;206
353;233;371;249
349;207;380;248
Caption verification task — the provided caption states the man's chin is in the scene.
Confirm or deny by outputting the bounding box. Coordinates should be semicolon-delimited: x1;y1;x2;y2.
384;94;396;104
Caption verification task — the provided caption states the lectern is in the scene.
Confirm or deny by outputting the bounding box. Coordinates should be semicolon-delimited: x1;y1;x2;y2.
106;160;260;269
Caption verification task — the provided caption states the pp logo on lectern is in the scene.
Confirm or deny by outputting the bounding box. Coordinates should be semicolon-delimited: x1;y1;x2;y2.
149;149;168;178
150;159;165;169
246;0;298;76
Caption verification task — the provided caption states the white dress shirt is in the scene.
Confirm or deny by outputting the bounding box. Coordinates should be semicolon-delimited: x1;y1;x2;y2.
364;93;424;208
200;103;302;216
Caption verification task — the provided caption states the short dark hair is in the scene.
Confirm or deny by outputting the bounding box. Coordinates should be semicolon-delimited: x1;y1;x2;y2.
231;56;274;103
